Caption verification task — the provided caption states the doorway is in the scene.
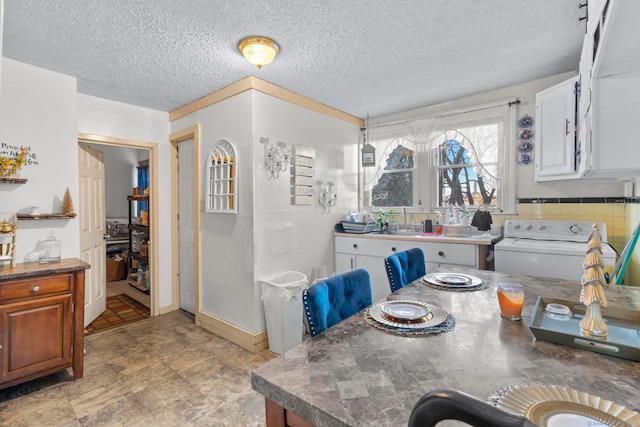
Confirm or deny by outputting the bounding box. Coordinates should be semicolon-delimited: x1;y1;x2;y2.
169;125;201;325
78;133;160;319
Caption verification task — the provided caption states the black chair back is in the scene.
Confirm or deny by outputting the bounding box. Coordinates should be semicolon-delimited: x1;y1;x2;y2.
408;389;536;427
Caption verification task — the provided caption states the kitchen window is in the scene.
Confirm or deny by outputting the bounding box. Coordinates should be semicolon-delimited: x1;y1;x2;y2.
365;99;517;213
371;145;414;207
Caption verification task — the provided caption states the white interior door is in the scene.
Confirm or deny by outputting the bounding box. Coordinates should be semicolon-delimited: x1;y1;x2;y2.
178;140;196;314
78;144;107;327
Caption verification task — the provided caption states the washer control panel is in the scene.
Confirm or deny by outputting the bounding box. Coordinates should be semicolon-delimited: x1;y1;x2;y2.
503;220;608;242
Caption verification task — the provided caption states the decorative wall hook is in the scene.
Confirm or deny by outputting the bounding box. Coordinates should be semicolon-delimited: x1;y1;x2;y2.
317;180;337;213
260;137;291;179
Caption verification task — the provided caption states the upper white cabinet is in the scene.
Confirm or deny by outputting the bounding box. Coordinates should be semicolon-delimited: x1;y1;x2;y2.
535;76;580;181
581;0;640;180
538;0;640;181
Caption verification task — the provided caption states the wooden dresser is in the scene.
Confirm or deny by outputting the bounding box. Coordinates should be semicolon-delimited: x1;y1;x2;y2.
0;258;90;390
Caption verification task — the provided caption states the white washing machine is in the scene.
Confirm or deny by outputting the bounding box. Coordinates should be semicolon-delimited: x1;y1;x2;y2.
495;220;617;281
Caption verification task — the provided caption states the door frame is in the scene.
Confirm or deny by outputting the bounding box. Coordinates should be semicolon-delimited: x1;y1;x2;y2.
169;125;201;325
78;132;160;317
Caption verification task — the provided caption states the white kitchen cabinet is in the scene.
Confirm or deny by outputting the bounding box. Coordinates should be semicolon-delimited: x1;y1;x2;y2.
335;236;485;303
534;75;580;181
580;0;640;180
578;33;592;120
538;0;640;181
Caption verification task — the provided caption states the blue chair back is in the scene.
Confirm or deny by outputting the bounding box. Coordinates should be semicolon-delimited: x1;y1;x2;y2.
303;269;372;337
385;247;426;293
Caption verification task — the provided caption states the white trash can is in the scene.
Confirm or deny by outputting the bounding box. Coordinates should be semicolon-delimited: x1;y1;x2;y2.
260;271;308;354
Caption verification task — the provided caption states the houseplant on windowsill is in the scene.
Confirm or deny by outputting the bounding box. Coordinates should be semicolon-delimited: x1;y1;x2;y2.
373;209;395;233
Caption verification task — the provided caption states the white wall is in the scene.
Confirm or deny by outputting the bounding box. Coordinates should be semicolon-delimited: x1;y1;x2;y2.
251;91;360;332
171;89;360;333
0;58;79;262
77;94;171;308
93;144;147;219
172;91;257;331
0;58;173;311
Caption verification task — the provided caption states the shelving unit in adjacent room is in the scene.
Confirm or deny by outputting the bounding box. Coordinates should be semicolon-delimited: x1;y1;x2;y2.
127;195;150;294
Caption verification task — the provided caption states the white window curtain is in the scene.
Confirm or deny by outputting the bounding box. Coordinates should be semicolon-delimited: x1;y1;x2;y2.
363;99;517;213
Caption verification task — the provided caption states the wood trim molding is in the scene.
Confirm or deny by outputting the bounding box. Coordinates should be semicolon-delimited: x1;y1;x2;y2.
158;304;175;315
199;311;269;354
169;78;253;122
77;133;157;149
169;76;363;127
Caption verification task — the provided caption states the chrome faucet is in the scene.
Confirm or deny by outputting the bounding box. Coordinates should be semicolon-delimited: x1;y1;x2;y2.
401;206;407;230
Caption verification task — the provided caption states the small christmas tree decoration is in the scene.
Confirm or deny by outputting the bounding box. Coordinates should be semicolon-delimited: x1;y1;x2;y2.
61;187;75;215
445;203;458;225
579;223;608;337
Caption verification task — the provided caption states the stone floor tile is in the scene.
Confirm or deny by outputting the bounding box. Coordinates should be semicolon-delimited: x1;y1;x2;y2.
0;309;274;427
77;394;156;427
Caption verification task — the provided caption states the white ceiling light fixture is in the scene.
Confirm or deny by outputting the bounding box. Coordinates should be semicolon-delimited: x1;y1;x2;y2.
238;36;280;69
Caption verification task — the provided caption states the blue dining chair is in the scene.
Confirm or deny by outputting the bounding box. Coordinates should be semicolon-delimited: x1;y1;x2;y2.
302;268;372;337
384;247;426;293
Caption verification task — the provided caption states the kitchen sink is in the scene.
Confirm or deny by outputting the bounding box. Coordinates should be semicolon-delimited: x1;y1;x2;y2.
387;229;422;236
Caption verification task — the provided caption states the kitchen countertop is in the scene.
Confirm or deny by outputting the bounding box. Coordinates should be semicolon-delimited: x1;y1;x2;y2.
251;267;640;427
0;258;90;281
334;231;501;245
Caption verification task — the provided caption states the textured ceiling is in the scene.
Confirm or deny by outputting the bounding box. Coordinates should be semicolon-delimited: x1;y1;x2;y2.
3;0;584;119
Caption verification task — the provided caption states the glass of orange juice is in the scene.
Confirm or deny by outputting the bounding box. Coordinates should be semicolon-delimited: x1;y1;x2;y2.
497;283;524;320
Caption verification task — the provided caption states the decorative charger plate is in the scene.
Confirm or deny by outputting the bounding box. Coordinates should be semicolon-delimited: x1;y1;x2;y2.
491;384;640;427
423;273;483;289
369;300;447;330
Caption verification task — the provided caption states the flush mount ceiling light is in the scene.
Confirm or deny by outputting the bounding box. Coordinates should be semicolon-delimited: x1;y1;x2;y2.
239;36;280;69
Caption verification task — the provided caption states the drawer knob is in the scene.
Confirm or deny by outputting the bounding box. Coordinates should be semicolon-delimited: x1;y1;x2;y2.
392;247;397;252
353;244;358;249
438;251;445;257
32;286;40;292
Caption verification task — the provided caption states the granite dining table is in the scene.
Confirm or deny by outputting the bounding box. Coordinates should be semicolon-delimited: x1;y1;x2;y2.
251;267;640;427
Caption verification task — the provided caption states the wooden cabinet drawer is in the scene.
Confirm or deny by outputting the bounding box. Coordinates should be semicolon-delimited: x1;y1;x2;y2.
0;274;72;304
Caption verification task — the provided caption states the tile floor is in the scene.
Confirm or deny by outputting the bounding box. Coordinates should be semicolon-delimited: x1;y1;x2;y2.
106;279;150;308
84;294;150;336
0;310;278;426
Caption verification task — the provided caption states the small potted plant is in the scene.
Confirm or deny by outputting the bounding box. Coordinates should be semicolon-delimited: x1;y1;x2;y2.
457;204;470;226
373;209;395;232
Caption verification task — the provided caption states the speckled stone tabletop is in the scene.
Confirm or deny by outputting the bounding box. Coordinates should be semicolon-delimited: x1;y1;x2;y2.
0;258;90;281
251;267;640;427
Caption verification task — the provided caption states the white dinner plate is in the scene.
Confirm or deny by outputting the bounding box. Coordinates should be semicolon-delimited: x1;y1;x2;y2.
422;273;483;289
381;301;430;321
433;273;472;285
369;300;448;329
